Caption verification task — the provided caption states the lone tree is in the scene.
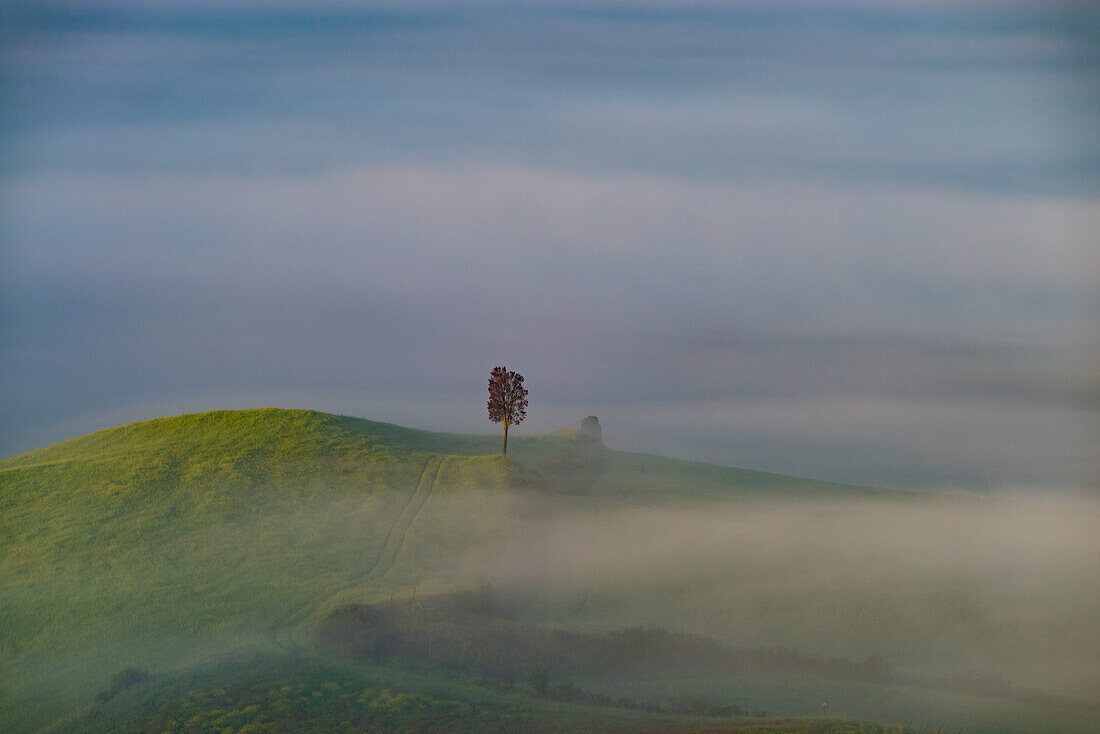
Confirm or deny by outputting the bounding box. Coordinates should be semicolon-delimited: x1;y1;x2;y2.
487;366;528;455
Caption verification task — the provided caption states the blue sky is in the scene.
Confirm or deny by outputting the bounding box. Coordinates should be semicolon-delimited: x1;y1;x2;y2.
2;1;1097;493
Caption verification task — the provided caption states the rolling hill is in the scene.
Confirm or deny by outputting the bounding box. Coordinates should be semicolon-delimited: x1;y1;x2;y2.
1;408;1096;733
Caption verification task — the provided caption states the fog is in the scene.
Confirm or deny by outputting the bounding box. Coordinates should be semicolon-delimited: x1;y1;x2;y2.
2;3;1098;731
3;1;1097;495
487;490;1100;700
3;460;1098;732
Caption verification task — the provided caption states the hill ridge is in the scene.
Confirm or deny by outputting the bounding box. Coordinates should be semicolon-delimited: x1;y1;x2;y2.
0;407;888;498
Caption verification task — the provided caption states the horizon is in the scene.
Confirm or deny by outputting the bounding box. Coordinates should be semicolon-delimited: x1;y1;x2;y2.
2;0;1097;495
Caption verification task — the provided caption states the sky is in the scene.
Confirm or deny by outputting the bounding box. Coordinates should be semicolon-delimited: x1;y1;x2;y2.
1;1;1097;494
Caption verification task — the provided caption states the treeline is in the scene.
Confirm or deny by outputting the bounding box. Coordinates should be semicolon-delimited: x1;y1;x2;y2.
315;586;1100;715
474;673;764;718
81;659;931;734
314;586;898;692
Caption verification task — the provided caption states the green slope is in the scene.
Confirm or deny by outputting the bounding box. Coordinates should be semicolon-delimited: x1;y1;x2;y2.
0;409;518;731
1;408;1096;733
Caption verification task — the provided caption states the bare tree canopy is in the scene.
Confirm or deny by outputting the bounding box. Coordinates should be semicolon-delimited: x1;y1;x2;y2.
487;366;528;455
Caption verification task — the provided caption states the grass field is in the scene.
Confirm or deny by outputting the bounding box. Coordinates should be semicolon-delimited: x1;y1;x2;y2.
51;650;924;734
1;408;1096;732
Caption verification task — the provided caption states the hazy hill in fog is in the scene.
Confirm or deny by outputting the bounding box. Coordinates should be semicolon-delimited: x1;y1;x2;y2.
2;409;1096;734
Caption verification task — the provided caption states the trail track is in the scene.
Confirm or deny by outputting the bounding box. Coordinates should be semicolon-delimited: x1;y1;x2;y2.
365;456;445;580
267;456;447;654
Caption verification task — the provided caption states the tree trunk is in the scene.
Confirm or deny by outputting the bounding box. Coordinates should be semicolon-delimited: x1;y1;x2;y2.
502;422;509;455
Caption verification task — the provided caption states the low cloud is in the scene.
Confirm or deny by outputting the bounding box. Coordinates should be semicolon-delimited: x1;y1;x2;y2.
2;3;1096;494
492;491;1100;698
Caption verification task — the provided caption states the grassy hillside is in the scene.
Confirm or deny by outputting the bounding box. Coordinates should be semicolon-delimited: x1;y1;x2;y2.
0;409;515;731
1;408;1096;733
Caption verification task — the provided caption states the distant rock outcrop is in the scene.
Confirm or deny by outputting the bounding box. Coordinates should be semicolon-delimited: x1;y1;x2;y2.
579;416;602;443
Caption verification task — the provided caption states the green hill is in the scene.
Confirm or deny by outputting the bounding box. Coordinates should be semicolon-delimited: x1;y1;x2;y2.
1;408;1096;733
